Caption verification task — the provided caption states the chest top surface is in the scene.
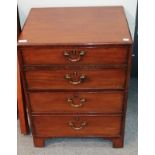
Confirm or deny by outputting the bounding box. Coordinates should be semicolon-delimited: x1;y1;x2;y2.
18;6;132;46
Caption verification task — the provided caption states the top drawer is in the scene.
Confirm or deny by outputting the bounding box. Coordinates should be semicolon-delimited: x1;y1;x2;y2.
22;46;128;65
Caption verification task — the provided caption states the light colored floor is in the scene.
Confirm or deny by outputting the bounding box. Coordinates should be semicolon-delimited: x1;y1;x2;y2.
17;78;138;155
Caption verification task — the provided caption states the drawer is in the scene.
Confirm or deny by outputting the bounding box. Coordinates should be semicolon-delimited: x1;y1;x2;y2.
32;115;122;137
29;92;124;113
25;68;126;90
22;46;128;65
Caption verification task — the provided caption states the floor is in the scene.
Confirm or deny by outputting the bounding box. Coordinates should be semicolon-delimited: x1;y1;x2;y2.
17;78;138;155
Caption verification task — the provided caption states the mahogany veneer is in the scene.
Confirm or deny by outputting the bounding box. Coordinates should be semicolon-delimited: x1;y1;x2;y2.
32;115;122;137
18;6;132;148
26;68;126;90
29;92;124;113
22;46;128;65
17;7;29;134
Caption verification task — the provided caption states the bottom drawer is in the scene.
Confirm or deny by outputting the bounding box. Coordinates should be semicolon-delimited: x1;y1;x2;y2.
32;115;122;137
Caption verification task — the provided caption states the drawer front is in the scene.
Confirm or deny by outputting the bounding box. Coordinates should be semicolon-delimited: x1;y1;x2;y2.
22;47;128;65
26;69;126;90
32;115;122;137
29;92;124;113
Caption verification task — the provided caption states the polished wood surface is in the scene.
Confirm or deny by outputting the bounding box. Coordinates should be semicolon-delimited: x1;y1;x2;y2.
22;46;128;65
18;6;132;46
18;7;132;148
32;115;122;137
17;7;29;134
26;69;126;90
33;137;45;147
17;60;29;134
112;137;124;148
29;91;124;113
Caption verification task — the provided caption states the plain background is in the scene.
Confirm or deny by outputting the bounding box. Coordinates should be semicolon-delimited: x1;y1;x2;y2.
0;1;155;155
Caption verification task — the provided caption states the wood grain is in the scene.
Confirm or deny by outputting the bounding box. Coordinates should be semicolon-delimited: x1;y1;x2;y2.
18;6;132;46
17;7;132;148
32;115;122;137
22;46;128;65
17;59;29;134
26;69;126;90
17;7;29;134
29;91;124;113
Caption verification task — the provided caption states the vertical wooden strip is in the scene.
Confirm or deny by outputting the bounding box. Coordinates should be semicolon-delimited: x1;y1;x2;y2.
17;7;29;134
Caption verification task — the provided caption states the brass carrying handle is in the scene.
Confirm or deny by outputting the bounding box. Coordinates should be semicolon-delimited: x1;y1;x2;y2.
64;50;85;62
67;98;86;108
68;121;87;130
65;72;86;85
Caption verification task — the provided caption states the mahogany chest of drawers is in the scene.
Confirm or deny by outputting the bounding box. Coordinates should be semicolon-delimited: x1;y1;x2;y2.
18;6;132;148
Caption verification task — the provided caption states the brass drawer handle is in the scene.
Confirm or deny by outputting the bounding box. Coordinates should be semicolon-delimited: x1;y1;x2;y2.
68;121;87;130
64;50;85;62
67;97;86;108
65;72;86;85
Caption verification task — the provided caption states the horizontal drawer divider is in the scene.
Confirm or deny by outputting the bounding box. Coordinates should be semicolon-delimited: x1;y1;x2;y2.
31;113;123;116
23;64;128;71
27;89;125;93
27;88;125;92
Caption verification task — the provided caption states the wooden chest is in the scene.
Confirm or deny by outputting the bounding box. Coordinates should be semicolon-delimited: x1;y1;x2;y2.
18;6;132;148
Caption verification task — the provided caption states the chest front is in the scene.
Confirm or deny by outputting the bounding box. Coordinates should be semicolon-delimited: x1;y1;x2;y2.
18;6;132;148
